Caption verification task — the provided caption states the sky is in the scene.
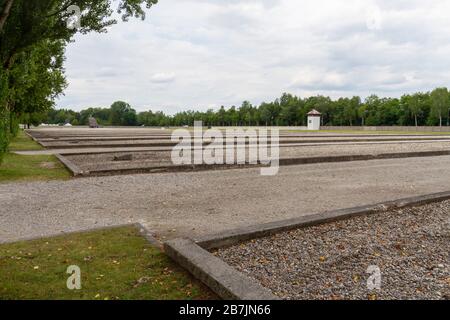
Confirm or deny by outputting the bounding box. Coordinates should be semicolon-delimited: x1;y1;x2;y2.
57;0;450;114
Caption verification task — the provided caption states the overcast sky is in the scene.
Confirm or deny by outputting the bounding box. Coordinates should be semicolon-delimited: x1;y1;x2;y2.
57;0;450;114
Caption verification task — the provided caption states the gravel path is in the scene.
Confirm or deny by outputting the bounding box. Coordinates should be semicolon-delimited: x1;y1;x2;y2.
15;139;450;157
2;156;450;244
38;137;450;149
215;201;450;300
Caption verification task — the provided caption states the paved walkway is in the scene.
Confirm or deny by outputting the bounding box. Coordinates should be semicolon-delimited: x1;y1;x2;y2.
1;156;450;243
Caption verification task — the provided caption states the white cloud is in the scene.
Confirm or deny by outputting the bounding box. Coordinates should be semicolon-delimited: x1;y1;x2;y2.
150;73;176;83
57;0;450;113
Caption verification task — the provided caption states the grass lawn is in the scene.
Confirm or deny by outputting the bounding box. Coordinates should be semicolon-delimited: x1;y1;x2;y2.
0;153;70;183
9;130;43;151
0;130;70;183
0;226;216;300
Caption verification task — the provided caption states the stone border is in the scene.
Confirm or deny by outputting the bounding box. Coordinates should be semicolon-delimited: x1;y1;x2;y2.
164;238;278;300
54;154;89;177
24;130;45;148
35;136;450;149
279;150;450;166
65;149;450;177
195;190;450;250
135;223;163;249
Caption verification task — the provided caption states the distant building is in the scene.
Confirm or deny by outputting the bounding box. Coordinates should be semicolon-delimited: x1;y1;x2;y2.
307;109;321;130
89;117;99;128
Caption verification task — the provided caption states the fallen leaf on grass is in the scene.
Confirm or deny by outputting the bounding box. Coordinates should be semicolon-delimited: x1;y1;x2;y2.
133;276;151;288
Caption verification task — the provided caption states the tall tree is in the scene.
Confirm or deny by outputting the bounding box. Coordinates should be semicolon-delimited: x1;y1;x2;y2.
407;93;422;127
0;0;158;162
342;97;360;126
430;88;449;127
109;101;137;126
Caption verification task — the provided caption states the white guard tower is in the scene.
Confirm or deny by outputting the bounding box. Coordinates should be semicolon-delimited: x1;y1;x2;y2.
307;109;321;130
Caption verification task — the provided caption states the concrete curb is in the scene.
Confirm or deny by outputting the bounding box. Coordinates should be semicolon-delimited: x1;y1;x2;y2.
164;238;278;300
38;136;450;150
86;163;263;176
134;223;163;248
55;154;89;177
195;190;450;250
32;134;450;142
24;130;45;148
279;150;450;166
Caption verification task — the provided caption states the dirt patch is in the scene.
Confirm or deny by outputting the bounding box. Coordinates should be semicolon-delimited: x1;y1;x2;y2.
38;162;57;169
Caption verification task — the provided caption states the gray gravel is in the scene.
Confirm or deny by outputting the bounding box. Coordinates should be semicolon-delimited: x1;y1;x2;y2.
215;201;450;300
38;137;450;149
28;127;450;149
3;156;450;244
64;141;450;172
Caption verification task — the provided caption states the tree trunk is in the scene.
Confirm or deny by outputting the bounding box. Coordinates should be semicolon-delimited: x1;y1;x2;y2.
0;0;14;33
9;111;13;133
415;114;418;127
3;45;18;69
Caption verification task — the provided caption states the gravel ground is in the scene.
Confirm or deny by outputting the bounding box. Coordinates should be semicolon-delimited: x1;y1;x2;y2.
2;156;450;245
68;150;173;171
40;136;450;149
27;127;450;138
39;133;430;142
214;201;450;300
65;141;450;172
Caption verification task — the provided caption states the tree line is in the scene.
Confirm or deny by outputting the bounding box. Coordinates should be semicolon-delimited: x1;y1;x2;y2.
2;1;450;166
44;89;450;128
0;0;158;163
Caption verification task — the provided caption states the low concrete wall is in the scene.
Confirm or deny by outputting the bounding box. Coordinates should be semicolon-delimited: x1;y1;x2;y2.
164;238;277;300
54;154;89;177
212;126;308;131
69;149;450;177
195;190;450;250
322;126;450;132
165;191;450;300
208;126;450;132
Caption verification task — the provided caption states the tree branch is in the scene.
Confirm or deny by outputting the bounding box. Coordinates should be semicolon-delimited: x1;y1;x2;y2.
44;0;77;18
0;0;14;33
